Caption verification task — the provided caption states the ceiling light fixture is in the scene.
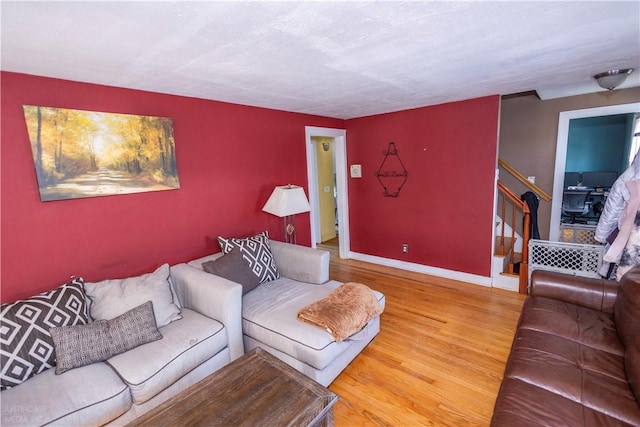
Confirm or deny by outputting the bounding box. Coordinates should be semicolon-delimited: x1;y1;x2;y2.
593;69;634;91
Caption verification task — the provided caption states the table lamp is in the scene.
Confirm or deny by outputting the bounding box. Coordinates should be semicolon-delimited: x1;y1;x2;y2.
262;185;311;244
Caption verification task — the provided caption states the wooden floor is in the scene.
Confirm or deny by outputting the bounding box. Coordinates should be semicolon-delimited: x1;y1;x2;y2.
318;239;526;427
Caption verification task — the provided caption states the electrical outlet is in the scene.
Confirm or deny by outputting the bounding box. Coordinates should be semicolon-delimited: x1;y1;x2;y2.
402;244;409;253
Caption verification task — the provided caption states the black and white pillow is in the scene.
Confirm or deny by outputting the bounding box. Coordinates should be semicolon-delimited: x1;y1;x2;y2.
217;231;280;284
0;277;88;390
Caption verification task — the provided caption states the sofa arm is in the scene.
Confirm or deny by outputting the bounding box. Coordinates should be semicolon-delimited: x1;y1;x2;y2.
530;270;618;313
170;263;244;360
270;240;329;284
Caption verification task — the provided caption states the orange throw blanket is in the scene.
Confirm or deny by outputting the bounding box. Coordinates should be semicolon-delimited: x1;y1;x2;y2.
297;282;383;342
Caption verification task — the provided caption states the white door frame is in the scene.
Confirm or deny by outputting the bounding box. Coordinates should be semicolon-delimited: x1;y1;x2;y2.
549;102;640;241
305;126;350;258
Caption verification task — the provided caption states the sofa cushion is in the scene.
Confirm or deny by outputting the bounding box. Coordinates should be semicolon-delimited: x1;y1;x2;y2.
218;231;279;284
499;327;640;426
508;328;628;387
202;247;260;294
51;301;162;374
492;377;638;426
0;277;88;390
516;296;624;356
0;362;131;427
242;278;385;370
85;263;181;327
106;308;227;404
614;265;640;347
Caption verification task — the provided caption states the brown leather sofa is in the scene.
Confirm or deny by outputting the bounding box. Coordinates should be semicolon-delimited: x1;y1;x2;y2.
491;265;640;426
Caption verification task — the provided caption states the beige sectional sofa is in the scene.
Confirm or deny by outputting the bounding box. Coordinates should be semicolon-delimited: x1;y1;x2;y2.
1;236;383;426
0;263;242;426
190;239;385;386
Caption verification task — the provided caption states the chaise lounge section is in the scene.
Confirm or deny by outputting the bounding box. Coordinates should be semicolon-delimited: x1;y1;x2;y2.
190;239;385;386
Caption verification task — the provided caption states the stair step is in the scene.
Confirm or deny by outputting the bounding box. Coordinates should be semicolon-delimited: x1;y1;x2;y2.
499;271;519;279
506;252;524;274
513;252;522;263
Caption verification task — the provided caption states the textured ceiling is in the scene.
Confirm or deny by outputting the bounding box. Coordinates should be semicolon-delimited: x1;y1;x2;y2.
2;1;639;119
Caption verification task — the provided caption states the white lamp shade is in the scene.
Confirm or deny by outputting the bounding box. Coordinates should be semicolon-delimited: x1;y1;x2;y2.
262;185;311;217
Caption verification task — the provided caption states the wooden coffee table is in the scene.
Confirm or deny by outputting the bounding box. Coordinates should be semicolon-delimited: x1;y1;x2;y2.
129;347;338;427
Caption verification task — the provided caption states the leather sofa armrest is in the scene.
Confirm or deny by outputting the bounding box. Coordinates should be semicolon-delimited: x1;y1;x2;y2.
530;269;619;313
270;240;330;284
170;263;244;360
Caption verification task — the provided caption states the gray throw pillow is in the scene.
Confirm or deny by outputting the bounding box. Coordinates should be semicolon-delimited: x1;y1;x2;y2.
217;231;279;284
202;247;261;295
51;301;162;374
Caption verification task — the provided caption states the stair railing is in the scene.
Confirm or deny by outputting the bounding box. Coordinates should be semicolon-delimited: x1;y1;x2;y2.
497;181;530;294
498;158;552;202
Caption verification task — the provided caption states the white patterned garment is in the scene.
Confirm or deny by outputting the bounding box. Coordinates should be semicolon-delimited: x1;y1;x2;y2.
617;211;640;281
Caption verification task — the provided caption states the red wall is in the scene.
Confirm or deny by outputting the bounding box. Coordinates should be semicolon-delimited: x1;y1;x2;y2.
1;72;343;303
344;96;500;276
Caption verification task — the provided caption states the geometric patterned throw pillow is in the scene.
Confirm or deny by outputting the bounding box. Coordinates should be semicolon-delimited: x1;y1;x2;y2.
51;300;162;375
0;277;88;390
218;231;280;284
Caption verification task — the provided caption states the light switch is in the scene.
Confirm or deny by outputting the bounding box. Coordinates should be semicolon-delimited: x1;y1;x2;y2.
350;164;362;178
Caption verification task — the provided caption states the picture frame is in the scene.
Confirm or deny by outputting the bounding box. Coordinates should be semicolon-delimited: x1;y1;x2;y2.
23;105;180;201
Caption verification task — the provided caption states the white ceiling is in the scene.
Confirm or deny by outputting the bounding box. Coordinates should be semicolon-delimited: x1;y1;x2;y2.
2;1;639;119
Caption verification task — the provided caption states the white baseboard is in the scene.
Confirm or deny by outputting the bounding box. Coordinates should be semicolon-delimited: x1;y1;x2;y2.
347;251;493;288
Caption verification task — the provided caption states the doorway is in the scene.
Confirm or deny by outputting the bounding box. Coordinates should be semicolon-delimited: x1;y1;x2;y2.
311;136;338;244
305;126;349;258
549;102;640;241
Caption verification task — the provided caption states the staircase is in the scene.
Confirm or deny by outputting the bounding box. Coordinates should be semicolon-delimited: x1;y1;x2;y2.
495;181;530;293
493;159;552;294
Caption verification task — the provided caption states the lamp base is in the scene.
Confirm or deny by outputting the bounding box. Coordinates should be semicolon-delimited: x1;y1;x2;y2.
283;215;297;244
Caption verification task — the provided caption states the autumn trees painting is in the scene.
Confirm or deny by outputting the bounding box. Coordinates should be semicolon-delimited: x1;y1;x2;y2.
23;106;180;201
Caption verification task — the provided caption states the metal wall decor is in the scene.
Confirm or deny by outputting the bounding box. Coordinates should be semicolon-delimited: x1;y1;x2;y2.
374;142;408;197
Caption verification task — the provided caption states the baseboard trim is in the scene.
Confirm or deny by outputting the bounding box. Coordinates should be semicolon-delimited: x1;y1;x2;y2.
348;251;493;287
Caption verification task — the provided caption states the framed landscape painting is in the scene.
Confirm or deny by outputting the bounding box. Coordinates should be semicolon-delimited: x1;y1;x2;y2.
23;105;180;202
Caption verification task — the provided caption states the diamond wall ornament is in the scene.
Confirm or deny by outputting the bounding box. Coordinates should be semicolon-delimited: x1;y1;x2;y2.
374;142;408;197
